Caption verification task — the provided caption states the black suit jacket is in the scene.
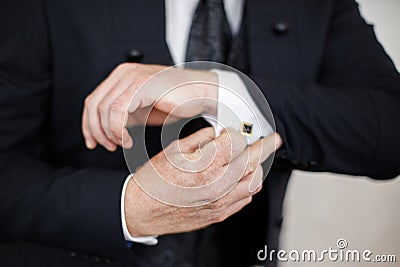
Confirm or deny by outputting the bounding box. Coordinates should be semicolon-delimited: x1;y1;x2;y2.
1;0;399;266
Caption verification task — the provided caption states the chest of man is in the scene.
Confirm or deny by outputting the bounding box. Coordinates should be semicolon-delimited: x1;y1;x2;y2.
43;0;332;165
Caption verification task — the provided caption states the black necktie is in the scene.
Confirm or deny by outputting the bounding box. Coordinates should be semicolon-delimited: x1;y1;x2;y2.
186;0;249;73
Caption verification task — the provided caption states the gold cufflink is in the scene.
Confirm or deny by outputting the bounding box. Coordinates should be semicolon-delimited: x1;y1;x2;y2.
240;122;253;137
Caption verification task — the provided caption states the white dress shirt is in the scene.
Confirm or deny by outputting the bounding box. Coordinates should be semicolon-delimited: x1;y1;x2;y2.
121;0;272;244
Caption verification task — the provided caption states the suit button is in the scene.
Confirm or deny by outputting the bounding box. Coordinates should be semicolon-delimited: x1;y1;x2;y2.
93;256;101;263
127;49;143;62
69;251;78;258
309;160;318;166
272;22;289;36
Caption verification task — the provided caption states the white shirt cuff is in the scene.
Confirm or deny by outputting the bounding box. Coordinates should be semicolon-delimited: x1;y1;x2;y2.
121;174;158;246
209;69;274;144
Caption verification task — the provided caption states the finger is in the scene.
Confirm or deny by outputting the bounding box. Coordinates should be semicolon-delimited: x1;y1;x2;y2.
163;127;214;155
109;86;140;148
195;163;261;206
208;133;280;197
127;76;159;114
85;95;117;151
87;103;117;151
248;164;264;193
99;73;137;145
250;133;283;165
223;166;263;201
227;196;253;215
121;127;133;149
181;130;249;200
212;196;253;223
81;106;97;149
177;127;215;153
200;129;247;166
140;108;171;126
227;132;282;178
126;107;150;127
127;91;142;114
83;64;129;151
95;63;132;97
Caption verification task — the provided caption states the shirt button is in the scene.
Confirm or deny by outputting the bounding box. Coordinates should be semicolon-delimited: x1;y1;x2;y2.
272;22;289;36
127;49;144;63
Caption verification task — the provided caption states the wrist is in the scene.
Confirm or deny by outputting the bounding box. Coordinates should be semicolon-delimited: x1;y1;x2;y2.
124;177;143;237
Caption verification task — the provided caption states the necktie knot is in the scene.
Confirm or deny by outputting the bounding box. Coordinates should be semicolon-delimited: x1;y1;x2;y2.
186;0;249;73
186;0;232;63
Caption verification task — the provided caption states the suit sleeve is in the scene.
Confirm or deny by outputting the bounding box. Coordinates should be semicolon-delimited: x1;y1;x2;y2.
255;0;400;179
0;1;133;259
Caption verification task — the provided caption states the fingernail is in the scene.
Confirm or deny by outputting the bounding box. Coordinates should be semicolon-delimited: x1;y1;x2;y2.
249;183;262;193
249;177;263;193
123;137;133;149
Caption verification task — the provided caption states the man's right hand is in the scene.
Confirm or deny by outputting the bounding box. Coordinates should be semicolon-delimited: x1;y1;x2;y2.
124;128;282;237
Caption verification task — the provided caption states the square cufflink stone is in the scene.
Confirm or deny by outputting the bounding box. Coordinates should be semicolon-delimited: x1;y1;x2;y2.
240;122;253;137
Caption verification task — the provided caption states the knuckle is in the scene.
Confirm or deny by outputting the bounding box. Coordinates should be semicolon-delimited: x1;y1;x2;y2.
178;140;190;152
247;154;262;173
202;172;216;185
248;158;258;173
178;137;188;146
98;101;109;114
134;75;148;87
212;150;226;166
92;131;104;141
116;62;132;71
208;180;224;197
110;101;125;114
255;184;263;193
214;214;227;223
227;130;246;145
109;122;122;136
211;199;225;210
84;96;93;107
219;133;232;148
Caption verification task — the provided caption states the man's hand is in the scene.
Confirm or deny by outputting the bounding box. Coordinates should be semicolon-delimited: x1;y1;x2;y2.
124;128;282;237
82;63;218;151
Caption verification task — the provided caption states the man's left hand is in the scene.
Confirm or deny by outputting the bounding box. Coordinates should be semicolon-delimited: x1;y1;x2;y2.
82;63;218;151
